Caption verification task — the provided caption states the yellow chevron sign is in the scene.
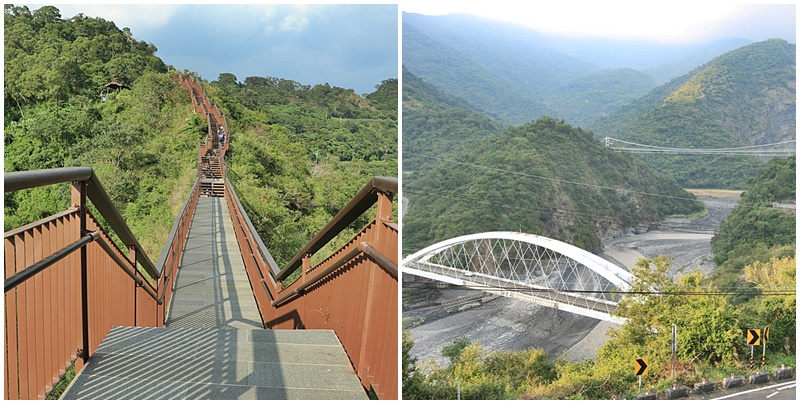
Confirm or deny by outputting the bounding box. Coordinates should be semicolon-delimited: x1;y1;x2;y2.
635;358;648;376
747;329;761;346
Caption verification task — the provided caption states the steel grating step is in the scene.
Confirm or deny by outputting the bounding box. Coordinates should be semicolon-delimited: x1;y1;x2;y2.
61;326;367;400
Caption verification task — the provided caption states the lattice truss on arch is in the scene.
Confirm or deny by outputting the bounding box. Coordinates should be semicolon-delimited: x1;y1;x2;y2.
421;238;619;315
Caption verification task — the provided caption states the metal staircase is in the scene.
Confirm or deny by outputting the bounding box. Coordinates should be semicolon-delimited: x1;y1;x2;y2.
4;74;397;400
61;327;367;400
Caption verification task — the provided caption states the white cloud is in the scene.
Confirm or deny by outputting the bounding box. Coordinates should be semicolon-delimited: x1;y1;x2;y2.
49;4;180;34
256;4;327;34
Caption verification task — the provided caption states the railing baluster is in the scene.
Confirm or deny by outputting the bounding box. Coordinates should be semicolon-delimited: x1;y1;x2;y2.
5;237;19;399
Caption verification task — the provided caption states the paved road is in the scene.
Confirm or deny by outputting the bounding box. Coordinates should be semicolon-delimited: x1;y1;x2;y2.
715;380;796;400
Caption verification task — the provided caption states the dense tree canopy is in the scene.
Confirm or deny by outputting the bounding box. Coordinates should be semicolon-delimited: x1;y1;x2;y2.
4;4;398;270
4;4;192;258
207;72;398;268
594;39;795;189
402;71;703;254
711;155;796;270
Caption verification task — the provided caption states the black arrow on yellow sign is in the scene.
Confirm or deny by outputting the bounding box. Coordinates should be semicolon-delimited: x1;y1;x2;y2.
747;329;761;346
635;358;648;376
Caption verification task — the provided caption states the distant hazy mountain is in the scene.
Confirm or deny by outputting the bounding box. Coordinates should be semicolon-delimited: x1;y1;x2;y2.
402;69;703;254
403;12;752;127
593;39;796;188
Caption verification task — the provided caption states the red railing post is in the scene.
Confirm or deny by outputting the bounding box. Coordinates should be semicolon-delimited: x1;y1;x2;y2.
356;190;394;388
129;245;138;326
71;180;90;367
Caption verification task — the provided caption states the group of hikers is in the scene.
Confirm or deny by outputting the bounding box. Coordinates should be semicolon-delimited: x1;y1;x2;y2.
217;125;226;147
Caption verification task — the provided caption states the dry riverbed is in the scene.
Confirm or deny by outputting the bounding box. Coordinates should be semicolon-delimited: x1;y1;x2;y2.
404;194;739;366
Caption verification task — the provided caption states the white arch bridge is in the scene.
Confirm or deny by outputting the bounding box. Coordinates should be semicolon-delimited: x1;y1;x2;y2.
402;232;633;324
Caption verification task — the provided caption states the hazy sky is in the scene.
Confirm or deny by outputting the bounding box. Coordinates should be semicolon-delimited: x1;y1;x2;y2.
402;1;796;44
29;3;399;95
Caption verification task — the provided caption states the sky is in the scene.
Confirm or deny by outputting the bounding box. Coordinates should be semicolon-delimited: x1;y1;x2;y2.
402;1;796;44
27;3;399;95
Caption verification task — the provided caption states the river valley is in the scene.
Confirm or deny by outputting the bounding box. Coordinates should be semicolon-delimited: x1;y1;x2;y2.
403;194;740;366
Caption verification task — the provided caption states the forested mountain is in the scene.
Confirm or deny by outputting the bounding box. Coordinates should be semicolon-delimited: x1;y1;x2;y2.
711;156;796;271
208;74;397;264
4;4;193;257
594;39;796;189
402;12;749;128
403;71;703;255
4;4;398;267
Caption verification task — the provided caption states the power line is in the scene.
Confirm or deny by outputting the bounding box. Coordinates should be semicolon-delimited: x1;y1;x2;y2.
606;138;796;156
403;151;703;204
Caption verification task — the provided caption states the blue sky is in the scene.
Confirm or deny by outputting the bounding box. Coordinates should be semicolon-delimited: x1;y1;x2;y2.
34;3;399;96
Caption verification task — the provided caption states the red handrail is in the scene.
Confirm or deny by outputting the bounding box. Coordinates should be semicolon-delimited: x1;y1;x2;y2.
176;74;399;399
4;169;164;399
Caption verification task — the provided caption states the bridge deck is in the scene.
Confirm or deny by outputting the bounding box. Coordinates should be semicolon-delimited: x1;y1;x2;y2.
63;194;367;399
166;195;263;329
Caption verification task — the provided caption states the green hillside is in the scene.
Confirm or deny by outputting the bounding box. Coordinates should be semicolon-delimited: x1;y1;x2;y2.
711;155;796;271
208;74;398;265
3;4;398;266
593;39;796;189
4;5;196;258
403;73;703;255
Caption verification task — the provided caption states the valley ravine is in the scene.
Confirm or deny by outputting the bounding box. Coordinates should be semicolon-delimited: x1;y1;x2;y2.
403;194;738;366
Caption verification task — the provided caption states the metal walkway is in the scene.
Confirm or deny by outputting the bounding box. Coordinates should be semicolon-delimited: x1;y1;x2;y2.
62;327;368;399
166;195;263;329
63;193;367;399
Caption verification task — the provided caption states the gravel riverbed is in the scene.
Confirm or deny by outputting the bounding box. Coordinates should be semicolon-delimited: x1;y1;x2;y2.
403;195;739;366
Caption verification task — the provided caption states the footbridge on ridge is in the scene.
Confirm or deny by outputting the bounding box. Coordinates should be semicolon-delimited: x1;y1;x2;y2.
4;75;397;400
402;231;632;324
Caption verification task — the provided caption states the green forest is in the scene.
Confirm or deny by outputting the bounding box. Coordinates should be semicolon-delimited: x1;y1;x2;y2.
594;39;796;189
403;69;704;255
403;156;796;399
4;4;398;268
711;156;796;278
207;74;397;265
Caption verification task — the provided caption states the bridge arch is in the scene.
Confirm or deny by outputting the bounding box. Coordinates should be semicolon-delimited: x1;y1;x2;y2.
403;231;633;323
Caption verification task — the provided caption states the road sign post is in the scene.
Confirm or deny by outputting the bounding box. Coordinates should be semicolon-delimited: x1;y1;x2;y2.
671;324;677;383
762;326;769;368
635;358;649;376
746;328;761;370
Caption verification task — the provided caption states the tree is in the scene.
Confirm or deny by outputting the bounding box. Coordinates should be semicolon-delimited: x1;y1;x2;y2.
742;256;796;354
441;337;470;365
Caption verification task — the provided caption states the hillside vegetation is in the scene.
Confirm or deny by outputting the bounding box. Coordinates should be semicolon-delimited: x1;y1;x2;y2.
594;39;796;189
4;4;398;268
711;156;796;273
402;13;749;128
208;75;398;266
4;4;198;258
403;71;703;255
403;13;795;189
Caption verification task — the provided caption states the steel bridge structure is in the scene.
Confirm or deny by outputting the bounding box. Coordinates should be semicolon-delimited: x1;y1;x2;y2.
403;231;633;324
4;75;398;400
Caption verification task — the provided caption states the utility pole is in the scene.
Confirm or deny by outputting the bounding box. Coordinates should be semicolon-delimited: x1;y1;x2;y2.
671;324;677;383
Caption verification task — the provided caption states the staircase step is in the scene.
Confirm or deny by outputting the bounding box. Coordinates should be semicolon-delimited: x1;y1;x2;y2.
62;327;367;400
